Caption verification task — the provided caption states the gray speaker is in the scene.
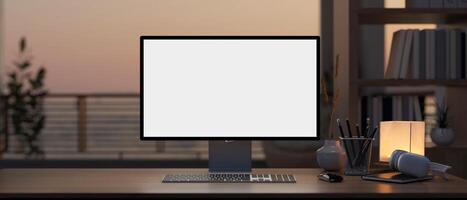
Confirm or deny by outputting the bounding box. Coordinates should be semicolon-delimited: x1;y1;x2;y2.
389;150;430;178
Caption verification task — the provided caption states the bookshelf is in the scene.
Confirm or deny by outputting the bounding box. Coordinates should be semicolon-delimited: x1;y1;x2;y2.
345;0;467;147
333;1;467;178
357;79;467;87
358;8;467;24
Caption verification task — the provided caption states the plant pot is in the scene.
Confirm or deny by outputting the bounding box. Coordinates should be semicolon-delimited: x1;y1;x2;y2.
316;139;346;171
431;128;455;147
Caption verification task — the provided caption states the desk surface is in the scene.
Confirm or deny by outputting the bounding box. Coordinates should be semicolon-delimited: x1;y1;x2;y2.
0;168;467;198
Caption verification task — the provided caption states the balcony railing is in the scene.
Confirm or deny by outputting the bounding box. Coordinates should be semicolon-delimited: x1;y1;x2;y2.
0;93;264;160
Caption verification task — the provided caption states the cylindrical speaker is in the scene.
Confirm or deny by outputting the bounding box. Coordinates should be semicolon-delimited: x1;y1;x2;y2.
389;150;430;178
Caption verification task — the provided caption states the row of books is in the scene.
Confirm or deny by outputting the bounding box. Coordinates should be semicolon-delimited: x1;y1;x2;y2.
360;95;425;130
407;0;467;8
385;29;467;80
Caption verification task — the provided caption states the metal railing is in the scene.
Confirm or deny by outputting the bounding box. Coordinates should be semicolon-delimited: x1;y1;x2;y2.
0;93;264;160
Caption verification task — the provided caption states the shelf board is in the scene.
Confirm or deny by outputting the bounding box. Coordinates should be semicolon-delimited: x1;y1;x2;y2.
357;79;467;87
358;8;467;24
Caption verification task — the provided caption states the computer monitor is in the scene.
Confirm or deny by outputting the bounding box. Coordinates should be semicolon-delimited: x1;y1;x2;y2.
140;36;319;174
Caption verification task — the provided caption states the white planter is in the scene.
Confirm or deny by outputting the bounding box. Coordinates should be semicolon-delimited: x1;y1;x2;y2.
431;128;455;147
316;139;346;171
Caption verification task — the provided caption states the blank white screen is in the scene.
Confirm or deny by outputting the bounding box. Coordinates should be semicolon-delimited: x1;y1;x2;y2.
143;39;317;138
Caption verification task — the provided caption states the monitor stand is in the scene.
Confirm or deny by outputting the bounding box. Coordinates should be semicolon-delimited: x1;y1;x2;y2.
209;140;251;173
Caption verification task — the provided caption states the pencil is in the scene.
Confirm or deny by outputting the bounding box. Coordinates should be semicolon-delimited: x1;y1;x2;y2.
353;126;379;166
337;119;353;168
345;119;356;159
355;124;363;158
368;126;378;140
345;119;353;137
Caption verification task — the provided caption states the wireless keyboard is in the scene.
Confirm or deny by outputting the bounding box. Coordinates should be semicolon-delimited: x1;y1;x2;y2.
163;173;296;183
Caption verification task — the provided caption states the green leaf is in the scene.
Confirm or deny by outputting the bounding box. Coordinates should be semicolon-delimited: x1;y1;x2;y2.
32;116;45;134
37;67;46;83
19;61;31;70
20;37;26;53
28;78;36;89
8;72;17;81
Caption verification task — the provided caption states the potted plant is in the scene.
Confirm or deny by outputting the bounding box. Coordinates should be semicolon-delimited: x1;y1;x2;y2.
315;55;346;171
430;100;454;147
6;37;47;158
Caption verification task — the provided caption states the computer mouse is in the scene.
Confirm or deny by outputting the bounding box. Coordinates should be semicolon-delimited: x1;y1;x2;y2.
318;172;343;183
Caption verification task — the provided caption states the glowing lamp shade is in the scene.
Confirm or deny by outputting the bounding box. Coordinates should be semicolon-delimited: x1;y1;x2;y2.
379;121;425;162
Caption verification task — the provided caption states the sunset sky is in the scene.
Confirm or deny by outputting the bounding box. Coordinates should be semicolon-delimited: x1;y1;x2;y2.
3;0;320;93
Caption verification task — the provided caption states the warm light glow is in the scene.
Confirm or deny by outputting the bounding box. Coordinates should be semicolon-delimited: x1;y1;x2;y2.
3;0;321;93
379;121;425;162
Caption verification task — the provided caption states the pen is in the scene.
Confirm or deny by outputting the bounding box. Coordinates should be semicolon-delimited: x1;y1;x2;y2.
353;126;379;166
368;126;378;140
345;119;356;159
355;124;363;156
337;119;353;168
337;119;346;138
345;119;353;138
356;124;361;138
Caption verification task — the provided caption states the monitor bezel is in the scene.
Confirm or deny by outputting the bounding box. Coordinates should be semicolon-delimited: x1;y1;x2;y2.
140;36;320;140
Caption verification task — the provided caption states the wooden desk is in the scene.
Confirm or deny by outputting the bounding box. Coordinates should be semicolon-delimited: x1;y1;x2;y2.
0;168;466;198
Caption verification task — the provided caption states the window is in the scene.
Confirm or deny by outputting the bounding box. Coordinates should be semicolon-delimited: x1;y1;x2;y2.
0;0;323;166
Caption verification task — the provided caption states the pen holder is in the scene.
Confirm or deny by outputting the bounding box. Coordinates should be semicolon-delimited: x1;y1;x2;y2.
339;137;374;176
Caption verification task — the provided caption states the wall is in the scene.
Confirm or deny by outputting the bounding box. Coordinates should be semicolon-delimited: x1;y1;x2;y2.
333;0;349;136
0;0;3;90
3;0;321;93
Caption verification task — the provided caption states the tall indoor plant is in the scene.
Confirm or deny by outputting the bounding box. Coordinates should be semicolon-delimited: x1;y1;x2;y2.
6;37;47;158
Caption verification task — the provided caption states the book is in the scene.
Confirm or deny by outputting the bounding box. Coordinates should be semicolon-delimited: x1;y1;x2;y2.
435;29;447;80
393;96;402;120
450;29;462;79
419;96;426;119
430;0;444;7
386;30;407;79
414;96;423;121
446;29;452;79
426;30;436;79
457;29;463;79
387;28;466;80
444;0;459;8
372;96;382;129
412;30;421;79
462;31;466;79
406;0;430;7
372;96;382;143
400;30;414;79
402;96;410;120
410;97;415;120
382;96;393;121
419;30;427;79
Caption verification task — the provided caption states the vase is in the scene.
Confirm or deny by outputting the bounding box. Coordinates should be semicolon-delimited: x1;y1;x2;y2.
316;139;346;171
431;128;455;147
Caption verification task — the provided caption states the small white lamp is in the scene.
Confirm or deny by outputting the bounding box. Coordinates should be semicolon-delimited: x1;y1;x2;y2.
379;121;425;162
